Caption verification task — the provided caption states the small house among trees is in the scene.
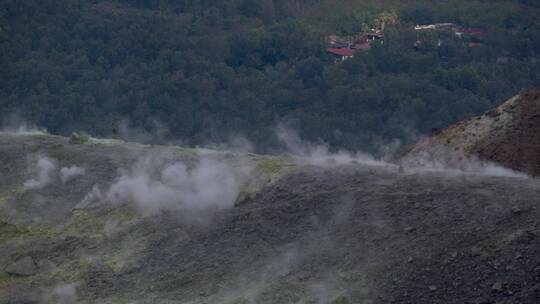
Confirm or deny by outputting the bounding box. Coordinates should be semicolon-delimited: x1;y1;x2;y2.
327;47;354;61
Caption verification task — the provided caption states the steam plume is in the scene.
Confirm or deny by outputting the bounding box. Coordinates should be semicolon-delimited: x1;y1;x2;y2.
60;166;86;184
23;155;58;189
276;124;388;167
54;283;77;304
105;155;252;216
1;113;46;135
402;149;527;178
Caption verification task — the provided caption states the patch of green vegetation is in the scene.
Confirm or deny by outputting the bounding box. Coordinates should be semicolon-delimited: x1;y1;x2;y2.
254;155;295;176
0;193;11;205
102;255;124;272
49;262;81;281
0;189;24;205
70;132;89;143
99;244;139;273
229;298;250;304
0;221;54;245
66;210;104;236
62;205;138;238
330;295;350;304
111;206;139;223
234;155;295;205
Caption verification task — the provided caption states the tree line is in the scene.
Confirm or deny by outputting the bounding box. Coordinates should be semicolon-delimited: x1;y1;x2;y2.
1;0;539;153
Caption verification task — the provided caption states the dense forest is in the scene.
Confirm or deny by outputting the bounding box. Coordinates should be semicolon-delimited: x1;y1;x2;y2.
1;0;540;153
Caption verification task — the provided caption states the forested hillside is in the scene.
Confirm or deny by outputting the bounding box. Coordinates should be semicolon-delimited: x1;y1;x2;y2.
1;0;540;153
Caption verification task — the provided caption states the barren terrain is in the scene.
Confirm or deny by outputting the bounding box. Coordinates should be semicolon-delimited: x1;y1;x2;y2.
0;131;539;303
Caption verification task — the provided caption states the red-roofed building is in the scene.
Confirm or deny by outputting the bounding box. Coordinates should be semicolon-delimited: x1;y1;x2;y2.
327;47;354;61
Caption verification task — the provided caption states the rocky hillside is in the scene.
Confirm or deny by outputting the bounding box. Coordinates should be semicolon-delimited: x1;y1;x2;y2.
0;131;540;303
403;90;540;177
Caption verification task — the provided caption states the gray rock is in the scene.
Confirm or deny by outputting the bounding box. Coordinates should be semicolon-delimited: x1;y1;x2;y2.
404;226;415;233
5;256;38;276
511;206;522;214
471;246;482;257
492;282;503;292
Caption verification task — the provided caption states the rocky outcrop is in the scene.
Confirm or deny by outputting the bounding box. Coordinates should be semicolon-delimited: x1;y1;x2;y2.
404;90;540;176
5;256;38;276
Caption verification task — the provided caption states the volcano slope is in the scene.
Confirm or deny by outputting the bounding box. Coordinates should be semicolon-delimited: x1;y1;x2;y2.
404;89;540;177
0;132;540;304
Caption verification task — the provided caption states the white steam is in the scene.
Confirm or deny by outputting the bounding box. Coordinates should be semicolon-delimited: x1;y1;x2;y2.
1;114;47;135
116;118;173;144
23;155;58;189
53;283;77;304
103;219;120;238
60;166;86;184
206;135;255;153
276;124;388;167
276;124;527;178
402;149;527;178
307;279;348;304
23;154;88;189
104;155;251;216
74;185;103;210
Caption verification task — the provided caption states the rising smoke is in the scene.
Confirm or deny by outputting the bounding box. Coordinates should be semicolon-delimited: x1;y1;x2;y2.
275;124;388;167
23;155;58;189
103;154;252;217
60;165;86;184
23;154;87;189
0;113;46;135
276;124;527;178
115;118;174;145
401;148;528;178
53;283;78;304
204;134;255;154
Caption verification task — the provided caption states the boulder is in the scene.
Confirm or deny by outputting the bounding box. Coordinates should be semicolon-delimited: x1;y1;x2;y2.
5;256;38;276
